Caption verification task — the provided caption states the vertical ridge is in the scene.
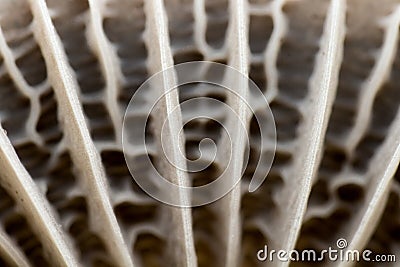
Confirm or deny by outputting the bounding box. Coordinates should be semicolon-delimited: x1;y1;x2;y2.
0;229;30;267
26;0;134;266
334;108;400;267
272;0;346;266
222;0;249;266
0;124;79;267
143;0;197;266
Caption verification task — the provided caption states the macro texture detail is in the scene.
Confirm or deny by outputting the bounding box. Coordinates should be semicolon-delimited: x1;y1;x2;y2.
0;0;398;267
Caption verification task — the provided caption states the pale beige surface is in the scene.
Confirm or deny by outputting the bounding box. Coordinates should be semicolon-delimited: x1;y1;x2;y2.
0;0;398;267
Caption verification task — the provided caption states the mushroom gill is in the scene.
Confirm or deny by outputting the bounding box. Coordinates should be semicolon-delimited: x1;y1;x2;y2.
0;0;398;267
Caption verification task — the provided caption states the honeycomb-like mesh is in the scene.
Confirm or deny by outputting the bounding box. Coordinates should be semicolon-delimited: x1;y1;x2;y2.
0;0;399;267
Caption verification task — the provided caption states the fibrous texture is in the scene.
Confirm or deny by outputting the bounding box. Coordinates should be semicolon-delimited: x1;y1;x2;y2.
0;0;398;267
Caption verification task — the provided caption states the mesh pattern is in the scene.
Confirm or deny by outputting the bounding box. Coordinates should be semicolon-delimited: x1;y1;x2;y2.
0;0;399;266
